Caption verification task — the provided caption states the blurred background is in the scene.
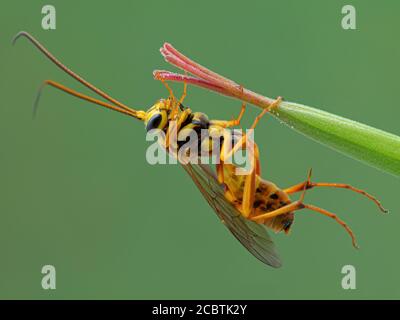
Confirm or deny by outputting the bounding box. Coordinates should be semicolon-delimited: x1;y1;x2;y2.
0;0;399;299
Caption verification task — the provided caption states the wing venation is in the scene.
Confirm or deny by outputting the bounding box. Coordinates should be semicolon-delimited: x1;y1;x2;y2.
182;162;282;268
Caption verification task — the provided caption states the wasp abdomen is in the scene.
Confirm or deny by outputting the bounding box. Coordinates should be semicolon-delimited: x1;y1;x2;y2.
253;178;294;234
222;163;294;234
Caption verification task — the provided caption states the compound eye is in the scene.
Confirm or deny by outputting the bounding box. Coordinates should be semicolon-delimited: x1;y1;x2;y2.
145;113;162;132
145;109;168;132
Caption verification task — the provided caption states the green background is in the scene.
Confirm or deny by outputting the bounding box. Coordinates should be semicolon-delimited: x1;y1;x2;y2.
1;0;399;299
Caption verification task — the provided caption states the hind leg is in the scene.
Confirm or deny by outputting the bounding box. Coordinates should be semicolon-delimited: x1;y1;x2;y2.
251;199;359;248
284;170;387;213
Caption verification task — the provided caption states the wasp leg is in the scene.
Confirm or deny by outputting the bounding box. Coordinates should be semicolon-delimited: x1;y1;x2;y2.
249;96;282;129
177;75;187;107
283;171;387;213
216;162;239;203
216;162;225;184
159;77;176;100
251;200;359;248
302;204;358;248
171;84;187;119
211;101;246;128
210;86;246;128
176;107;192;129
217;141;257;216
217;96;282;219
253;143;261;176
225;137;258;218
217;92;275;216
216;128;253;202
241;156;257;218
216;163;241;204
161;73;187;118
217;127;261;173
217;128;234;185
158;78;181;120
164;108;192;149
221;96;282;163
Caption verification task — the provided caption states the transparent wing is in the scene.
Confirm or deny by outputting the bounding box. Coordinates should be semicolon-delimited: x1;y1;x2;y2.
182;162;282;268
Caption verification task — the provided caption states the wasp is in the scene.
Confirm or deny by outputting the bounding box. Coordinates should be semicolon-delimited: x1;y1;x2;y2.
14;32;387;267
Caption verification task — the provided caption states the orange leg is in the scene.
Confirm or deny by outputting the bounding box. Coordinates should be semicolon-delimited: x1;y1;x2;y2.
219;97;283;218
159;78;181;120
222;96;282;162
210;86;247;128
164;76;187;119
226;85;246;127
241;160;257;218
177;74;188;107
218;98;279;217
253;143;261;176
231;102;246;127
251;200;359;248
250;96;282;129
302;204;358;248
217;136;260;195
217;128;235;185
284;172;387;213
218;128;260;172
159;78;176;100
216;162;225;184
216;129;258;209
164;108;192;149
216;149;241;204
251;169;359;248
216;162;238;203
211;101;246;128
229;137;259;218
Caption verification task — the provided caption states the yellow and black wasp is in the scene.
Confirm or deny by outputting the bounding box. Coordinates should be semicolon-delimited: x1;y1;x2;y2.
14;32;386;267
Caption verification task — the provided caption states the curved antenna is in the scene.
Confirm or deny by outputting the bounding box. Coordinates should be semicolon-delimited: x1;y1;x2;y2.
33;80;143;119
12;31;139;115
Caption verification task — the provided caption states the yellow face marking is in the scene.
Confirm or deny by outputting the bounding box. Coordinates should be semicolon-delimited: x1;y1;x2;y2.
144;99;173;131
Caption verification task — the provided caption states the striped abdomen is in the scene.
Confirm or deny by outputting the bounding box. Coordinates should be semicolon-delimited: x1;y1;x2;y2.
223;164;294;233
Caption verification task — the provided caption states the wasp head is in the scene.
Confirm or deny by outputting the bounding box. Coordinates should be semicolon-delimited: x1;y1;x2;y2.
144;99;172;132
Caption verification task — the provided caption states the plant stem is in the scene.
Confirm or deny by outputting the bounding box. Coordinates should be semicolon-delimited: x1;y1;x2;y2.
154;43;400;177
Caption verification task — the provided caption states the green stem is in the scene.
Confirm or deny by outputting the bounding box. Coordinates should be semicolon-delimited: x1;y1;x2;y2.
272;101;400;177
156;43;400;177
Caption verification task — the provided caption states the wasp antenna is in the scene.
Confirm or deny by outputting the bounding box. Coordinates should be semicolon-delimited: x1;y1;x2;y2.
32;82;46;119
12;31;138;115
12;30;28;46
